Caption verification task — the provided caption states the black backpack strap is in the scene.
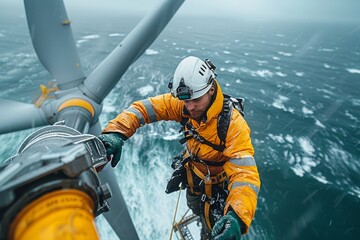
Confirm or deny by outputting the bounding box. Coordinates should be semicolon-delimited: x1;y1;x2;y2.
179;94;246;153
181;121;225;152
217;96;232;144
179;114;226;152
223;93;245;117
217;94;246;144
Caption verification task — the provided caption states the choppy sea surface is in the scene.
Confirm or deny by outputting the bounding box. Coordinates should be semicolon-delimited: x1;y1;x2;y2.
0;6;360;240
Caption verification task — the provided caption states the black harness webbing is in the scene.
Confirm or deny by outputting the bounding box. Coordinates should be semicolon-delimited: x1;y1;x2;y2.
179;94;244;152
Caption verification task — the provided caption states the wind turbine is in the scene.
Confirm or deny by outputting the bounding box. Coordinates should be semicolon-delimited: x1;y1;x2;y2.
0;0;185;239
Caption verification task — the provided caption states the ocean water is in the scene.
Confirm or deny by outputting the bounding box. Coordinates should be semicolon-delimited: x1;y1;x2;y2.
1;6;360;240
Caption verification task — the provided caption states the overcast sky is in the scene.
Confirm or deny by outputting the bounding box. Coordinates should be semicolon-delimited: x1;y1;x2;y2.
1;0;359;23
69;0;360;23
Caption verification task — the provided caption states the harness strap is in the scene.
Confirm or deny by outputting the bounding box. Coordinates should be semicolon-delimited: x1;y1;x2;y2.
179;121;226;152
185;161;227;231
185;162;195;194
179;136;192;145
189;163;227;184
204;179;212;230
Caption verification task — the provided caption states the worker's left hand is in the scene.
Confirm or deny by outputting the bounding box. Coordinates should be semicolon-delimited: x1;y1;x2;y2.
212;210;242;240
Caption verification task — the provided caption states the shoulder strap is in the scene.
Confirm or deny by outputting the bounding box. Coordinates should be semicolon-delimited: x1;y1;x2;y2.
223;94;245;117
180;106;225;152
217;96;232;144
179;94;245;152
217;94;245;143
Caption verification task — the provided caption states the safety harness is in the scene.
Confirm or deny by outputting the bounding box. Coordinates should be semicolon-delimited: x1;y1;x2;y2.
180;94;245;230
179;94;244;151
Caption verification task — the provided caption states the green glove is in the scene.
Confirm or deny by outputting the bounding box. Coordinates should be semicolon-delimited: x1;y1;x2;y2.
212;210;243;240
98;132;127;167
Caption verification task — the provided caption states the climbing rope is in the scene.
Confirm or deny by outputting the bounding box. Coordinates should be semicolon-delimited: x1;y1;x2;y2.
169;183;183;240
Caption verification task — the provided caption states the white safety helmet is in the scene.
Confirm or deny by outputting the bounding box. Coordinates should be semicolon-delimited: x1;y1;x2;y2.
168;56;217;100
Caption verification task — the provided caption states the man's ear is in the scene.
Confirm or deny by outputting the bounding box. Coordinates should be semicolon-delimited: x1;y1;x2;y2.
209;84;215;96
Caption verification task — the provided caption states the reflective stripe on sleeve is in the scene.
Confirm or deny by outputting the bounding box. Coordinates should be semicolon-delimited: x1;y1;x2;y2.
126;107;145;126
231;182;260;196
229;156;256;167
141;99;157;123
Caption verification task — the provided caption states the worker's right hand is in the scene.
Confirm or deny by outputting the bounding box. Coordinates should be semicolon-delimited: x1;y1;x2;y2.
98;132;127;168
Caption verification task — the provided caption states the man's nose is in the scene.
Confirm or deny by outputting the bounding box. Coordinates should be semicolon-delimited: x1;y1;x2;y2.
185;100;195;110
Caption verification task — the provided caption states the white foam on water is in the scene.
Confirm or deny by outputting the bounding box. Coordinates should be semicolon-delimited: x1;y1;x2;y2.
316;88;335;96
351;98;360;106
109;33;125;37
289;154;318;177
285;135;294;144
315;119;326;129
272;95;294;113
102;104;117;113
275;71;287;77
145;49;159;55
82;34;100;39
77;39;88;44
302;106;313;115
268;133;286;144
318;48;334;52
323;63;332;69
278;51;292;57
299;137;315;156
346;68;360;74
137;84;154;96
162;133;181;141
311;173;330;184
345;110;358;122
227;67;238;73
255;69;274;78
256;60;268;65
272;56;280;60
295;71;304;77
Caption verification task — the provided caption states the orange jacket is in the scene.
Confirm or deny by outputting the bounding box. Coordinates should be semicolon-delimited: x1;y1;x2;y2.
103;81;260;232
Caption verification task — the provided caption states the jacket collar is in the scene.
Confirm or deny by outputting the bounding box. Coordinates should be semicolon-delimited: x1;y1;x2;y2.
204;80;224;123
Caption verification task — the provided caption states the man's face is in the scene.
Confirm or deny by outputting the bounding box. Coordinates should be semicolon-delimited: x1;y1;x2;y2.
183;87;214;122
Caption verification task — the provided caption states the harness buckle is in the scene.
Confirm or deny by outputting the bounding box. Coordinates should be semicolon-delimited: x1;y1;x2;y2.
201;194;216;205
201;194;207;202
198;180;204;187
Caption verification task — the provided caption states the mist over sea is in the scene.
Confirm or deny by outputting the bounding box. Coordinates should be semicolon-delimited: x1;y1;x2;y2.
1;5;359;240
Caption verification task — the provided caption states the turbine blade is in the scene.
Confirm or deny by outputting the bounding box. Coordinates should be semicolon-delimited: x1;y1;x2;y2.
24;0;85;89
98;165;139;240
80;0;185;103
0;99;47;134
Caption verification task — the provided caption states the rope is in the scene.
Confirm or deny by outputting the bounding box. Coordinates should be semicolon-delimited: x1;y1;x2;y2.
169;183;183;240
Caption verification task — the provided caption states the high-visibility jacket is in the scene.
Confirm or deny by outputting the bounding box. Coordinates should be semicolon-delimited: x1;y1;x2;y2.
103;81;260;232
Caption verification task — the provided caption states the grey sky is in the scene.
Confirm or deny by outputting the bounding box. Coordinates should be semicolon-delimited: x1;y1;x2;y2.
1;0;359;23
65;0;360;23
